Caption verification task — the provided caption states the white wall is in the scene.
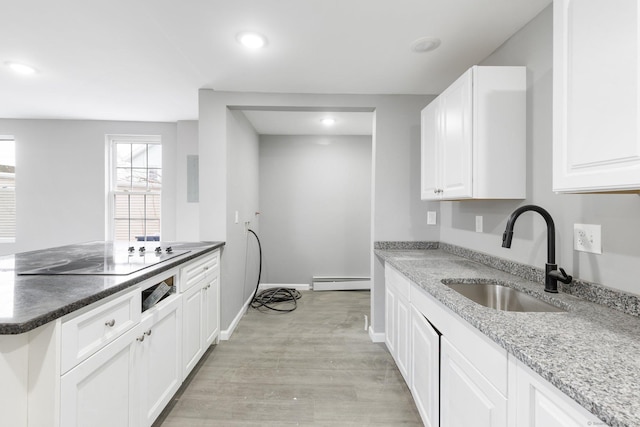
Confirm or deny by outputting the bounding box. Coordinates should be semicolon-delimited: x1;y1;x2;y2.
198;91;438;334
259;134;372;285
0;119;177;255
440;5;640;297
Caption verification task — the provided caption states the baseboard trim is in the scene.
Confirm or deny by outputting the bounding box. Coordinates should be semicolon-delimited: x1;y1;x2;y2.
368;327;385;343
258;283;310;290
220;292;253;341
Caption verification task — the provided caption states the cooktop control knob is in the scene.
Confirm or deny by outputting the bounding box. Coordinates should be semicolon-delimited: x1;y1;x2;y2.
128;246;135;253
166;246;173;253
155;247;162;254
139;247;146;253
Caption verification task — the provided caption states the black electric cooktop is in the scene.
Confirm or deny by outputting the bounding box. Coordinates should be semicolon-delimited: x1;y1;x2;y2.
18;246;190;276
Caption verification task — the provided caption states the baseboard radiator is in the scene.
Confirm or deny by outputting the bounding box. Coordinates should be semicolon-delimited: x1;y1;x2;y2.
312;276;371;291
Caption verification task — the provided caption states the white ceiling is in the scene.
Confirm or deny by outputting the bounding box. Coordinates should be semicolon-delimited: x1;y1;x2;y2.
242;110;374;135
0;0;551;124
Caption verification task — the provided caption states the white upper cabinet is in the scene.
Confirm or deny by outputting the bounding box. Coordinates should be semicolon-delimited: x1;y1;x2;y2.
421;66;526;201
553;0;640;193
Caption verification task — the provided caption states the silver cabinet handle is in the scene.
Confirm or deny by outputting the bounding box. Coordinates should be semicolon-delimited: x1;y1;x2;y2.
105;319;116;327
144;329;152;336
136;334;145;342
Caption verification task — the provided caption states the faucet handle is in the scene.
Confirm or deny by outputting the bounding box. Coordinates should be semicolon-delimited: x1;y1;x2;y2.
558;268;573;284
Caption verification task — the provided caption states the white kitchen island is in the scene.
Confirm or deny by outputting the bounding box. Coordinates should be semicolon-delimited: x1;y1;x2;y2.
0;241;223;427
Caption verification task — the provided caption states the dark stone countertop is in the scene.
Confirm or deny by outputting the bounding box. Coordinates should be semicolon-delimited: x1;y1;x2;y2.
0;241;224;335
376;248;640;427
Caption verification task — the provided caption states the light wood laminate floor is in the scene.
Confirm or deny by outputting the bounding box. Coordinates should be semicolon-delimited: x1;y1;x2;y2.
155;290;422;426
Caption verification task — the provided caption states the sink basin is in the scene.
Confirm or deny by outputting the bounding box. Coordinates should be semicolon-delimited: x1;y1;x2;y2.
444;282;566;312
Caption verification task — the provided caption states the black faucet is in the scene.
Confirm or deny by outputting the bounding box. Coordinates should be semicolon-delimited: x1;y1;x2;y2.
502;205;572;293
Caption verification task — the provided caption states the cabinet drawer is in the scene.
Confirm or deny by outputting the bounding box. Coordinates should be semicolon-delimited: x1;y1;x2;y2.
61;289;141;374
180;250;219;292
385;265;410;300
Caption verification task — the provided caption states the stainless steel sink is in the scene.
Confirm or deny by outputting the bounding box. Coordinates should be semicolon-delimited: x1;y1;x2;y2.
444;282;566;312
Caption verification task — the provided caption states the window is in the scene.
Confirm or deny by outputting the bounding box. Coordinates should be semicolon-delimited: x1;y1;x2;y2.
108;135;162;242
0;137;16;243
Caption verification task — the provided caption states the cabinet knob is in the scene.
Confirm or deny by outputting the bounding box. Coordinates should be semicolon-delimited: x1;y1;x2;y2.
105;319;116;327
136;334;145;342
145;329;152;336
203;266;209;271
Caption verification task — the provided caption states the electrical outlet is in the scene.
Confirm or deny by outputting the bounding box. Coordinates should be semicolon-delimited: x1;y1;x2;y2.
427;211;437;225
475;216;483;233
573;224;602;254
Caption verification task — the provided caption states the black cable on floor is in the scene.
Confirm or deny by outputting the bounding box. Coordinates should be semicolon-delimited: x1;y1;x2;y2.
247;229;301;312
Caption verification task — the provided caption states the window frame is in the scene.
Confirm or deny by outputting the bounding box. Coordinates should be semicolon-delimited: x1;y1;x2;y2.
107;134;162;242
0;136;16;244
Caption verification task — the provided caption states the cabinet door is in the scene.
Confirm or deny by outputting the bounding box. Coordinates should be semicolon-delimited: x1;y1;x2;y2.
60;326;139;427
384;284;396;356
410;306;440;427
553;0;640;192
202;275;220;347
440;337;507;427
440;68;473;199
138;295;183;427
395;293;411;385
515;361;601;427
182;283;204;378
421;99;441;200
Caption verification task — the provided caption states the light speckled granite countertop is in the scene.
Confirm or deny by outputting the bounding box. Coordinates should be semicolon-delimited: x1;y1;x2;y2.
0;241;224;335
376;247;640;427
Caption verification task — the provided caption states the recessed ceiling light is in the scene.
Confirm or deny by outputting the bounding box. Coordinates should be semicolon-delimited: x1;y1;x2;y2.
320;118;336;126
411;37;441;53
6;62;37;75
237;32;267;49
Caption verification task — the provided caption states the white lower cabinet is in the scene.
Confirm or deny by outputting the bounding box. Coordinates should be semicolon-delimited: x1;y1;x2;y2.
61;293;183;427
385;265;411;385
410;305;440;427
57;250;221;427
515;361;601;427
137;294;182;426
182;282;205;377
180;250;220;379
440;337;507;427
395;292;411;382
202;275;220;347
385;265;602;427
60;325;138;427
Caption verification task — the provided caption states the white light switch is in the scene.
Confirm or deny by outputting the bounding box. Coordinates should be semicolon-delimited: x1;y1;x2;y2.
427;211;437;225
475;216;483;233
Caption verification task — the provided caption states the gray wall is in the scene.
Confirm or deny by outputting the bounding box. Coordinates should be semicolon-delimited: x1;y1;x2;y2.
0;119;178;256
441;5;640;296
258;134;372;285
225;110;262;327
198;92;438;335
175;120;200;241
